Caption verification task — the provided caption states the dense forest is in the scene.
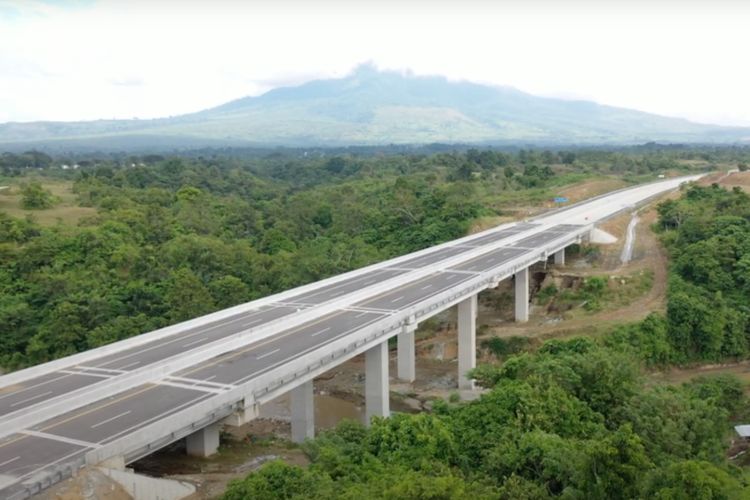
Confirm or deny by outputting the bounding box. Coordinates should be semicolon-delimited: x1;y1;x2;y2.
221;180;750;499
605;184;750;365
224;343;746;499
2;146;750;498
1;146;725;369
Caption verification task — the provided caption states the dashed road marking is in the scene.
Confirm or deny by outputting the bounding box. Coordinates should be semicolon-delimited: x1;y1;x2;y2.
0;455;20;468
311;327;331;338
256;348;281;360
91;410;131;429
183;337;207;348
10;391;52;408
117;361;140;370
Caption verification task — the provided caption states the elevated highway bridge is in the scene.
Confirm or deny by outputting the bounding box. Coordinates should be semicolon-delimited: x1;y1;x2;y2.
0;174;702;498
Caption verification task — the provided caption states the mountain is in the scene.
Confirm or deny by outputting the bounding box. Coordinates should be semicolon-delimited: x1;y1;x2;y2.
1;65;748;151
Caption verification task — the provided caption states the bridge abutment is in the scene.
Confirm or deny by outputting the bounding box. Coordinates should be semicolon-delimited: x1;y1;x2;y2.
365;341;390;424
457;294;477;390
291;380;315;443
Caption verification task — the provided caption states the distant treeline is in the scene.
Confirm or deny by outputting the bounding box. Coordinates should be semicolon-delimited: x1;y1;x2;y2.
3;143;750;178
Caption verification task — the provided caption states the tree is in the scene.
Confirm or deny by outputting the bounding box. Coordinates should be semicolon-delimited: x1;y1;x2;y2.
20;182;54;209
209;275;251;308
642;460;743;499
223;460;333;500
165;268;215;322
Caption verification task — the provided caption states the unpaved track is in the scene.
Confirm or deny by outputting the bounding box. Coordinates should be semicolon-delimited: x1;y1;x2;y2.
481;203;668;342
620;213;639;264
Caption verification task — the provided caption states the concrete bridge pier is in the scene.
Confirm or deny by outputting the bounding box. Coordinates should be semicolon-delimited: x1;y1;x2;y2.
554;248;565;266
186;422;220;457
291;380;314;443
397;324;417;382
515;267;529;323
365;341;390;424
457;294;477;390
222;402;259;427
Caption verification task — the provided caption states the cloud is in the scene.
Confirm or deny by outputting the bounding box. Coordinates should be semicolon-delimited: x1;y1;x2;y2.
110;76;145;87
1;0;749;126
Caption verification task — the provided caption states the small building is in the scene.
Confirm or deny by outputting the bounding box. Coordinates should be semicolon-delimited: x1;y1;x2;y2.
734;425;750;440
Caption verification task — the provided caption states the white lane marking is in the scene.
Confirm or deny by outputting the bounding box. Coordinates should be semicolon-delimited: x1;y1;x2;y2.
291;270;387;302
362;280;375;286
117;361;140;370
487;258;495;263
98;393;213;446
231;313;388;386
158;380;224;394
390;295;405;303
242;318;263;327
183;337;207;348
165;375;235;389
0;373;71;402
0;455;20;468
21;430;101;449
77;366;126;374
91;410;132;429
93;308;269;368
58;370;111;379
256;348;281;360
163;377;236;396
354;312;369;318
446;274;457;279
10;390;53;408
420;284;433;290
311;327;331;337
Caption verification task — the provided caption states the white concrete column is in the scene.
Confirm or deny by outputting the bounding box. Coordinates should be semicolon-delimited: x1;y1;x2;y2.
186;422;220;457
457;295;477;390
515;267;529;323
291;380;314;443
365;341;390;424
397;327;416;382
554;248;565;266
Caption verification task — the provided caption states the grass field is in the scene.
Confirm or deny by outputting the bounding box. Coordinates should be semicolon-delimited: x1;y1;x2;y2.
0;178;96;226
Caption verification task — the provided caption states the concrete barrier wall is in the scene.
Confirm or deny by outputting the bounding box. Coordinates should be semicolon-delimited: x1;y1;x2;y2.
98;468;195;500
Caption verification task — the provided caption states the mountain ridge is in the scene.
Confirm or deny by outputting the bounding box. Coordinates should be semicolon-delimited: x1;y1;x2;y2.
1;65;748;151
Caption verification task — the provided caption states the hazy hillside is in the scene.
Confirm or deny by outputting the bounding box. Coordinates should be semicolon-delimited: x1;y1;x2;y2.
1;65;749;150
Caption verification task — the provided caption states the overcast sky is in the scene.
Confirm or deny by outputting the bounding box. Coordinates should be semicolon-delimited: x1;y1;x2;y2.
1;0;749;126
